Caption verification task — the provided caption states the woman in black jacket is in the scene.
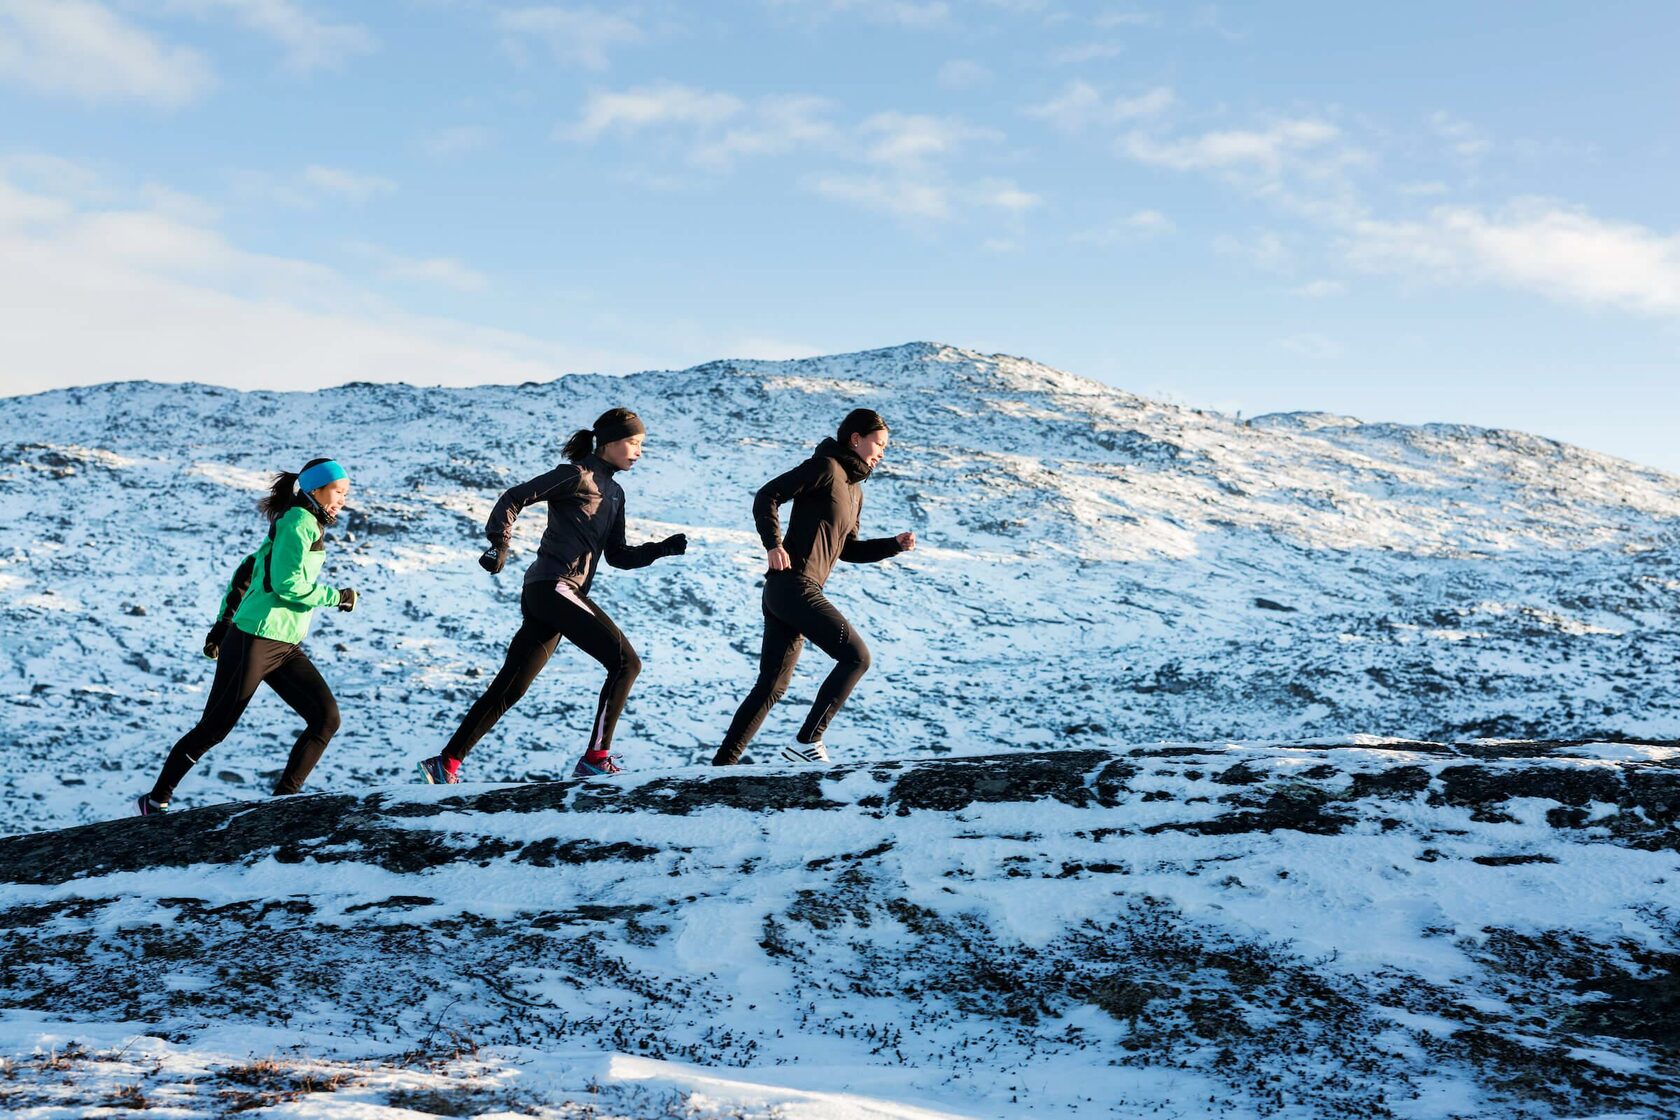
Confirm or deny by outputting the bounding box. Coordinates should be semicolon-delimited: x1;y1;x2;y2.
714;408;915;766
418;409;686;782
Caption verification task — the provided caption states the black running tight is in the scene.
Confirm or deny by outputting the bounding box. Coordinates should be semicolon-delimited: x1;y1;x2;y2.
714;572;870;765
442;580;641;762
151;627;340;802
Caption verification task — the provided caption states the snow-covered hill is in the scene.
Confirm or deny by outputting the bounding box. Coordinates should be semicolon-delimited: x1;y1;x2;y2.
3;344;1679;1117
1;744;1675;1118
3;341;1680;837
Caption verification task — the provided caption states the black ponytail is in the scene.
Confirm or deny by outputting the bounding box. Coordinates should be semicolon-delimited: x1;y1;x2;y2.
562;429;595;463
257;457;332;523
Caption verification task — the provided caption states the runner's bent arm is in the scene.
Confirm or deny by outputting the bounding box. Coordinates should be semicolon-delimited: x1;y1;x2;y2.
214;552;259;623
603;502;668;569
485;465;583;549
840;531;903;564
753;458;828;550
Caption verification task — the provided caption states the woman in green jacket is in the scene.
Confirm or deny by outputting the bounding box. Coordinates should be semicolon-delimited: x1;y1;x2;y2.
137;458;359;815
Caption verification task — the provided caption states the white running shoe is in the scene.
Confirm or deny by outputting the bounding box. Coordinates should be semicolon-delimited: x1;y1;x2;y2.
780;741;831;765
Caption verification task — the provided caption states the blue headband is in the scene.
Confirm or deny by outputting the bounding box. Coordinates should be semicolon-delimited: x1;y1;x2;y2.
297;460;347;492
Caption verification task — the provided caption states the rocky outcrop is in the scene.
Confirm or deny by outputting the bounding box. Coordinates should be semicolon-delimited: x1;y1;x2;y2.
2;745;1676;1118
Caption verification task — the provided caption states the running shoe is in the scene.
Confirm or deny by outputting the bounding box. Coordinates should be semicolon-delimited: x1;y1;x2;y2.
417;755;460;785
780;741;831;765
572;753;624;777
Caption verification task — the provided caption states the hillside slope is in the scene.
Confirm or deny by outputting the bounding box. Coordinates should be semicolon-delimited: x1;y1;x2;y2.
1;743;1676;1118
2;342;1679;836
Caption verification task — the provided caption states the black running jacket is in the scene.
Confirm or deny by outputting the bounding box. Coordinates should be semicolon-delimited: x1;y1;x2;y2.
753;438;902;587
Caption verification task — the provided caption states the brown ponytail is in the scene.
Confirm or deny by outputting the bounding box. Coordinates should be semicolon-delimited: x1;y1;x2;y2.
562;429;595;462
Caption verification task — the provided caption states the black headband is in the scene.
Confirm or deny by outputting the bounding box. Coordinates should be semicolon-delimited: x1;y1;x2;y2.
593;415;646;444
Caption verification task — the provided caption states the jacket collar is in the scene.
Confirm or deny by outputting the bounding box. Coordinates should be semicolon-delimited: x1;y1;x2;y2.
580;452;618;478
817;437;872;483
298;492;334;527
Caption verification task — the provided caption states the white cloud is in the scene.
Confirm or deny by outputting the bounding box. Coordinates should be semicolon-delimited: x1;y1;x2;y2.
1027;83;1100;131
766;0;951;28
1125;207;1173;233
351;241;489;292
1289;278;1344;298
1051;41;1123;65
564;86;1002;176
1277;332;1341;359
422;125;494;158
1027;82;1173;133
154;0;375;71
384;257;489;293
1397;180;1450;197
302;165;396;202
861;111;999;168
811;174;950;222
1113;87;1175;120
1429;110;1488;161
981;181;1040;212
567;83;744;141
1214;229;1291;272
1343;200;1680;317
0;153;111;202
0;0;213;106
1123;118;1341;175
809;174;1040;227
937;58;990;90
692;96;838;170
0;171;636;395
230;164;396;210
563;85;1019;230
0;175;75;226
1112;95;1680;325
1070;208;1173;246
1095;9;1157;27
1190;5;1244;41
496;5;642;71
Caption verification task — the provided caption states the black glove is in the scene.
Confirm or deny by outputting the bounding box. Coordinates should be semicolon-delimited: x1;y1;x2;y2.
203;619;229;660
337;587;357;613
479;545;508;574
660;533;688;557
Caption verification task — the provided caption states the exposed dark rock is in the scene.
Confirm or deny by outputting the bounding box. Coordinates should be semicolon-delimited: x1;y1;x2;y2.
1212;762;1266;785
883;750;1108;813
1350;765;1433;799
1150;780;1357;837
1092;759;1141;806
1440;764;1624;808
514;839;661;867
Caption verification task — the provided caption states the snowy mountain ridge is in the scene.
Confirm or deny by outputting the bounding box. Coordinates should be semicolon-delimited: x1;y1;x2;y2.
2;340;1679;839
2;342;1679;1118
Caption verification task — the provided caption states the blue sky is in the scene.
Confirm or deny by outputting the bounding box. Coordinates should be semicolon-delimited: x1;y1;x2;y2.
2;1;1678;470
